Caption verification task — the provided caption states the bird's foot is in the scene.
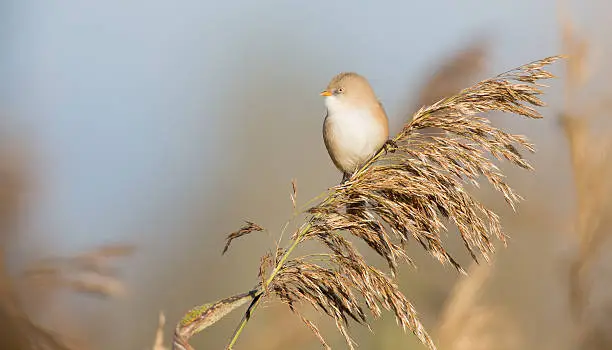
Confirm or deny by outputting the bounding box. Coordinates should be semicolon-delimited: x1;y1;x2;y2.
383;139;398;154
340;172;351;185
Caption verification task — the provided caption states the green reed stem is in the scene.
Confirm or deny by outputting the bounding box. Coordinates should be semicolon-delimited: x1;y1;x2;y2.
226;221;313;349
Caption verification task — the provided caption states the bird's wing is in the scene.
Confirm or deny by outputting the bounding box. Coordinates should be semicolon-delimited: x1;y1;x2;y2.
322;112;333;155
374;100;390;139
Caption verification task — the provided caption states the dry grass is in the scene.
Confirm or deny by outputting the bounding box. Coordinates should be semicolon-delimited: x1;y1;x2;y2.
0;243;134;350
174;56;561;350
0;133;134;350
22;244;134;298
558;7;612;350
435;261;522;350
559;4;612;319
222;222;265;255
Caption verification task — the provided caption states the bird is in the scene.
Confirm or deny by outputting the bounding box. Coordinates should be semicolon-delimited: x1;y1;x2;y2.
321;72;390;184
321;72;391;218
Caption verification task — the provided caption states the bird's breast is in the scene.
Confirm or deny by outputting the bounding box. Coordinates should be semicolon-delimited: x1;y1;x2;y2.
324;108;387;173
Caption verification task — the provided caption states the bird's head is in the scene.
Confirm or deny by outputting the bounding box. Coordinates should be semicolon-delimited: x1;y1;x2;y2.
320;72;378;112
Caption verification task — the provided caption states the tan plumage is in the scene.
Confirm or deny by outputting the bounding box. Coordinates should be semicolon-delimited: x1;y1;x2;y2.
321;72;389;183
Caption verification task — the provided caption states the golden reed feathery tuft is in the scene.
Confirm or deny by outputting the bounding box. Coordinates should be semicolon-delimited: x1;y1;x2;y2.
173;56;562;350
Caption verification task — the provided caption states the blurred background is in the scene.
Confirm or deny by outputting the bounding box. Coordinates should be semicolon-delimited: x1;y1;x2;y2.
2;0;612;349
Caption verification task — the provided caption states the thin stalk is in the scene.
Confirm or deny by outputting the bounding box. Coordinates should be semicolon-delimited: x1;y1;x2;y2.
226;221;313;349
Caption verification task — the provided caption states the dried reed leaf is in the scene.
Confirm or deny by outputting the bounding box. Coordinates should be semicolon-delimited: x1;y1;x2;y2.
222;221;265;255
291;178;298;209
174;290;259;350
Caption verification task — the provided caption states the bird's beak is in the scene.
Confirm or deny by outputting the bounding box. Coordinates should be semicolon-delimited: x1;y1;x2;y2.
320;90;332;96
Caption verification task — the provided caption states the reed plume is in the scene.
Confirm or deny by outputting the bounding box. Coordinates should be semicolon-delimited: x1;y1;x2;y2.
173;56;561;350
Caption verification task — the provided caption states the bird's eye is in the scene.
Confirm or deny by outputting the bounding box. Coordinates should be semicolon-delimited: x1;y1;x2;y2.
337;87;344;93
